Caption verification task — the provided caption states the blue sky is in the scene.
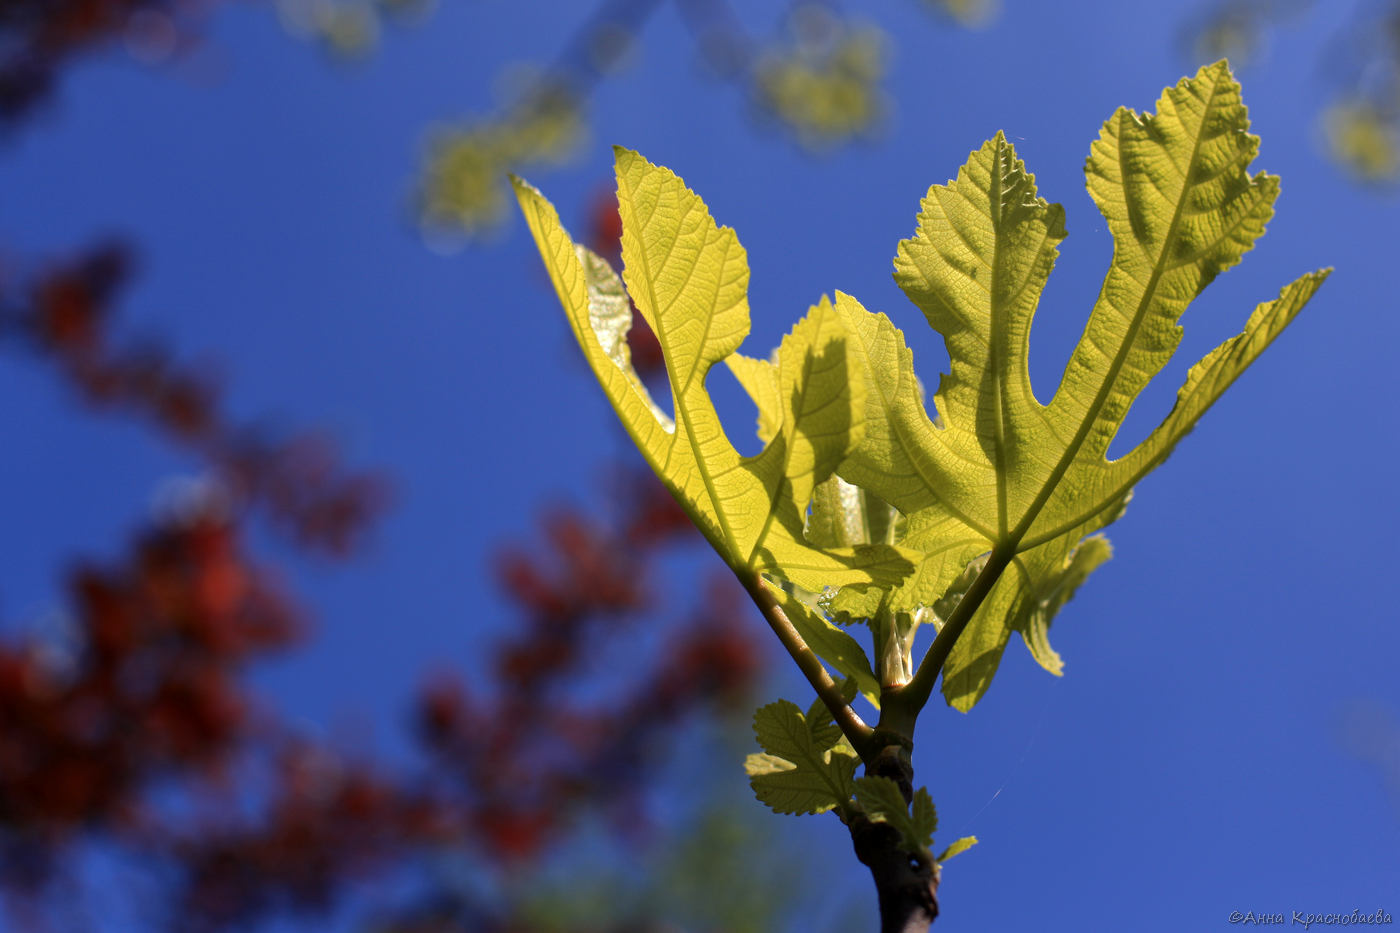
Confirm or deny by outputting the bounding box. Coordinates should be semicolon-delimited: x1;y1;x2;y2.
1;0;1397;929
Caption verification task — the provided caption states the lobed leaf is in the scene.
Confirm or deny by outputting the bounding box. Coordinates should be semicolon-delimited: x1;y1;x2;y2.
513;149;915;645
520;62;1327;769
746;699;858;816
831;60;1327;710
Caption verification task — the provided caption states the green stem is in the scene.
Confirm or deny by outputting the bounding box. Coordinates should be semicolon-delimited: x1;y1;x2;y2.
740;571;876;759
894;544;1016;717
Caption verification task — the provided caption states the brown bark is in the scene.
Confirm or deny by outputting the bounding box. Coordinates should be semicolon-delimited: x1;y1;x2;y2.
850;741;939;932
850;814;939;933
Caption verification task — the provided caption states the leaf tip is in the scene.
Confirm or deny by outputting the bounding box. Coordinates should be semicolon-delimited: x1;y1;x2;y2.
1189;58;1237;91
946;693;977;714
611;146;648;186
509;173;541;201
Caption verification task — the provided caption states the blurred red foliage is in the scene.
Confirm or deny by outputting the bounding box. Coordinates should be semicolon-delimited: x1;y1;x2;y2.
0;7;765;927
1;240;389;555
0;507;300;847
160;467;759;931
169;741;453;929
417;490;759;858
0;0;204;127
0;177;760;933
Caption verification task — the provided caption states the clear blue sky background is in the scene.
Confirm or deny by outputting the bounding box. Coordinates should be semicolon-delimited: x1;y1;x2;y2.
1;0;1397;929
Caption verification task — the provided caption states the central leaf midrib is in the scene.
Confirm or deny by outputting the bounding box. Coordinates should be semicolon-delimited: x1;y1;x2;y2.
987;135;1011;540
1007;77;1221;549
1018;175;1281;549
628;180;743;559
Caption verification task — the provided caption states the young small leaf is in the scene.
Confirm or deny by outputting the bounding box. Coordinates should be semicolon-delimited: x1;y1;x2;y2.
910;787;938;847
935;835;978;863
747;699;858;816
853;777;937;851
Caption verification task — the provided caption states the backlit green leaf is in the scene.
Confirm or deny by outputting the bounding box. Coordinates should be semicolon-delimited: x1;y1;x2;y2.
834;60;1328;710
513;152;914;603
519;68;1327;857
806;475;900;550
